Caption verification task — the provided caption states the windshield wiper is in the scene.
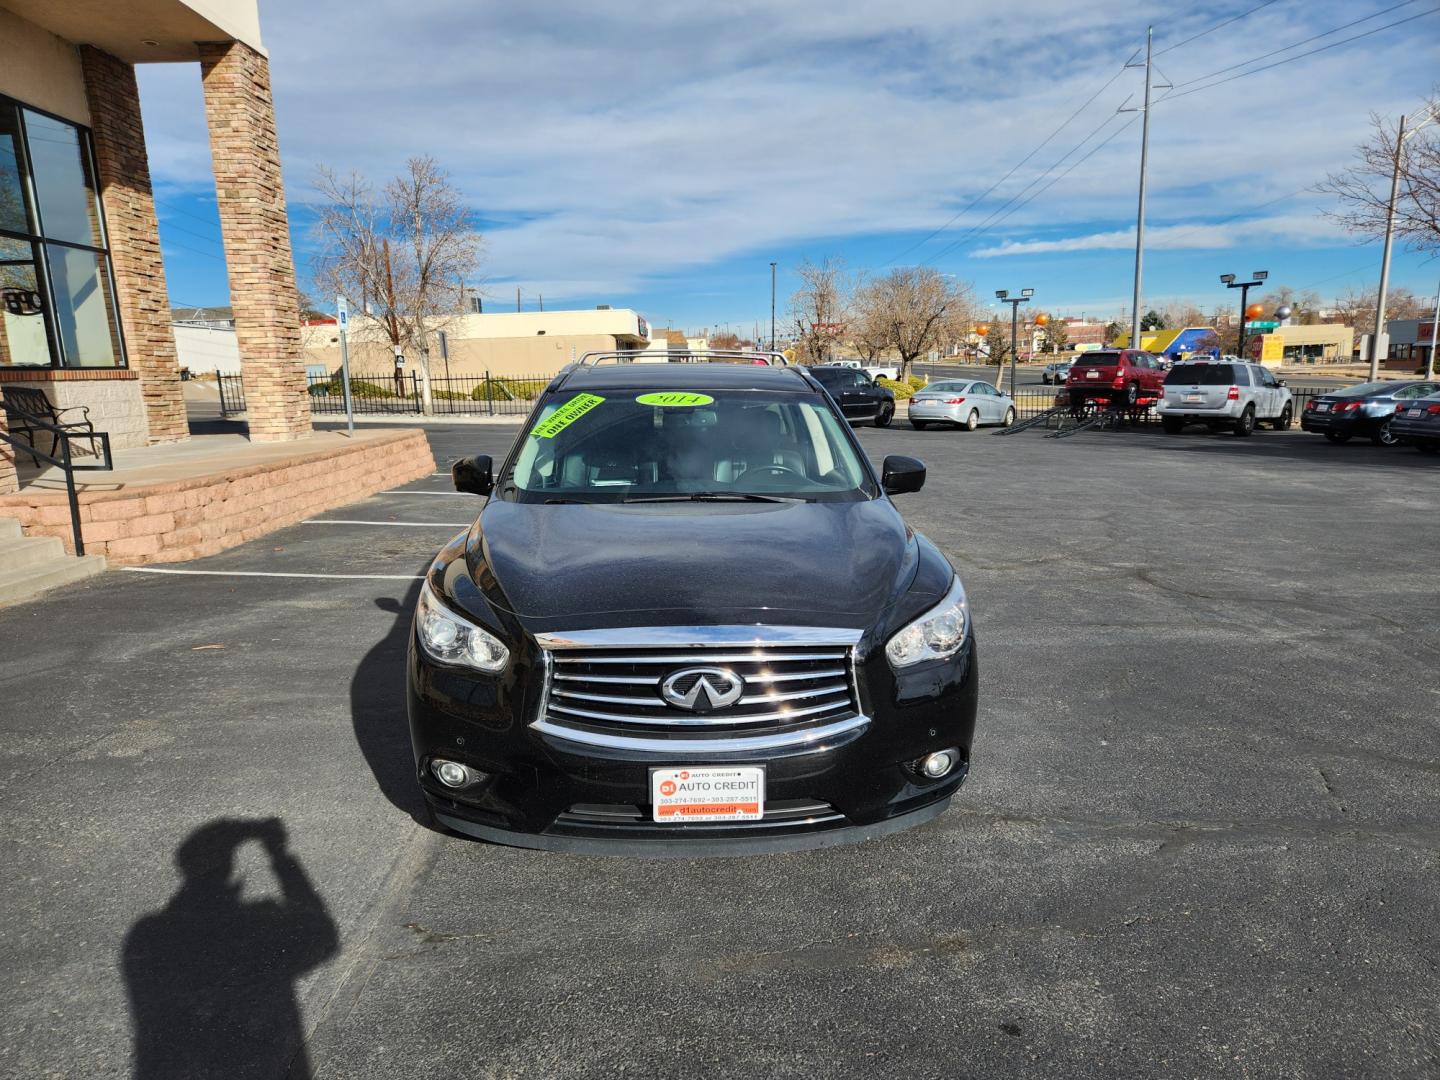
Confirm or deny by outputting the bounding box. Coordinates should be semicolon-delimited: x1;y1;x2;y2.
621;491;806;504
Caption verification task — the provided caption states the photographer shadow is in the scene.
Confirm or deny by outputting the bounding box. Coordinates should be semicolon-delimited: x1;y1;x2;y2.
122;818;338;1080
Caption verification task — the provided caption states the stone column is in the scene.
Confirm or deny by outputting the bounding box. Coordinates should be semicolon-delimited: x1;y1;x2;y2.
198;41;310;442
79;46;188;445
0;408;16;495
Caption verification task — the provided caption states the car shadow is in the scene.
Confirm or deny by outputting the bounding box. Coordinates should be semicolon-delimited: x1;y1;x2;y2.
350;581;432;825
121;818;338;1080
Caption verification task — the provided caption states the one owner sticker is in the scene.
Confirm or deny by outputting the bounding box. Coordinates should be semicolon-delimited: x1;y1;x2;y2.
530;393;606;438
636;392;714;407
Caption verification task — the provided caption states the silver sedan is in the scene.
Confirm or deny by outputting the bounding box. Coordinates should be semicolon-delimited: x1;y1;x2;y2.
909;380;1017;431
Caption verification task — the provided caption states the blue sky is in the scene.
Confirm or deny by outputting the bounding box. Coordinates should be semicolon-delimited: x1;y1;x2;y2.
139;0;1440;332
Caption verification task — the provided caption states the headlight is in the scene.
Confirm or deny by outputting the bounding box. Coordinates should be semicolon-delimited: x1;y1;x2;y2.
415;581;509;673
885;576;969;669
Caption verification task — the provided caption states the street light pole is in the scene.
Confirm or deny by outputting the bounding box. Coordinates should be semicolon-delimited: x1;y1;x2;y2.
1128;26;1155;352
1221;271;1268;358
1427;277;1439;380
996;288;1034;397
1370;112;1406;381
769;261;777;351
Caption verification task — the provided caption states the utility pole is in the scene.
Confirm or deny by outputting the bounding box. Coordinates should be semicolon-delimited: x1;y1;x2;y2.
1427;278;1439;380
516;286;522;313
538;293;544;312
1129;28;1154;350
770;261;777;351
1371;113;1406;380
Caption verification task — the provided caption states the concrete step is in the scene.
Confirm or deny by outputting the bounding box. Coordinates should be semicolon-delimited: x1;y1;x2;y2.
0;516;20;541
0;549;107;608
0;533;66;572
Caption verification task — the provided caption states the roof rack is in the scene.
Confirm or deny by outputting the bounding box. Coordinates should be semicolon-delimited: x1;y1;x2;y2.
574;349;791;367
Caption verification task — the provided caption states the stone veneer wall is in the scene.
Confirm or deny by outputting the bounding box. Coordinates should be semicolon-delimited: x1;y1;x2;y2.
0;429;436;562
198;41;311;443
0;371;149;450
0;407;15;495
79;46;187;444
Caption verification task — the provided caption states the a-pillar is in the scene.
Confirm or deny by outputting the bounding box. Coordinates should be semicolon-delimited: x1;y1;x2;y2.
79;46;188;445
198;41;310;442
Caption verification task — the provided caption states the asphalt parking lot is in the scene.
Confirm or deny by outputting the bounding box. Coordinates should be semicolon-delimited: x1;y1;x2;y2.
2;419;1437;1079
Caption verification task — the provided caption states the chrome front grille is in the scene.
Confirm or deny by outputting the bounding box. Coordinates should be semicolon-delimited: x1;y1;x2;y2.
531;626;868;754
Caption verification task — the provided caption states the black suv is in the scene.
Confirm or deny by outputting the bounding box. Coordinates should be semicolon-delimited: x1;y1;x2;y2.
408;361;977;854
808;365;897;426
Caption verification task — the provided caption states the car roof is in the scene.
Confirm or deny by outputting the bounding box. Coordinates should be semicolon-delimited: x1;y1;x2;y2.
556;363;812;393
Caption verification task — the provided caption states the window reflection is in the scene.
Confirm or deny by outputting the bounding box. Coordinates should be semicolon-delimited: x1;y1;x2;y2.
47;244;121;367
0;103;32;234
0;236;53;367
24;111;103;248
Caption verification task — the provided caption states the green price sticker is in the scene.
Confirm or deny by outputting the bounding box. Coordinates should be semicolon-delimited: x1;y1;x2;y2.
636;392;715;408
530;393;606;438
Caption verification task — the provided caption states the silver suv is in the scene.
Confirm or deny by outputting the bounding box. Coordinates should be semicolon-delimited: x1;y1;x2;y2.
1157;359;1294;437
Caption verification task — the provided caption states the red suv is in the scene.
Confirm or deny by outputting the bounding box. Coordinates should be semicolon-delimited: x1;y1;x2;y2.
1066;350;1166;410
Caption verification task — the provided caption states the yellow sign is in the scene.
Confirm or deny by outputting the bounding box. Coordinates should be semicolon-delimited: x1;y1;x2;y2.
530;393;605;438
1247;334;1284;362
635;392;714;407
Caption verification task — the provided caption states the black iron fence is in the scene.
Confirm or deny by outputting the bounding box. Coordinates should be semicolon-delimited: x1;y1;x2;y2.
216;371;554;418
1002;383;1327;423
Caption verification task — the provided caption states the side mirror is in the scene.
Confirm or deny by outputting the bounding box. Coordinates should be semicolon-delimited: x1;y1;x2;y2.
881;455;926;495
452;454;493;496
1276;379;1287;387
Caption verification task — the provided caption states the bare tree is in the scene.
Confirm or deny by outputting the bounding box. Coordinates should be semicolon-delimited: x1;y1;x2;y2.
1318;94;1440;256
853;268;975;381
983;324;1010;382
788;257;852;364
1330;284;1430;333
1043;319;1070;354
312;157;482;411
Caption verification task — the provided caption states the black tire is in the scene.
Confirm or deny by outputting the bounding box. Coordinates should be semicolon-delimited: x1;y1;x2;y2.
1370;418;1398;446
910;419;929;430
1162;416;1184;435
964;409;979;432
1324;431;1351;444
1233;405;1255;437
1124;382;1139;408
1002;407;1016;428
874;401;894;428
1273;403;1293;431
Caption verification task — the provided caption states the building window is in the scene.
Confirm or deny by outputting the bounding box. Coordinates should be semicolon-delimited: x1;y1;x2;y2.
0;95;125;370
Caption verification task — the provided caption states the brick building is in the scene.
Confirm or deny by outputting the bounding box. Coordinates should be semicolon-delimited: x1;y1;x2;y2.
0;0;307;495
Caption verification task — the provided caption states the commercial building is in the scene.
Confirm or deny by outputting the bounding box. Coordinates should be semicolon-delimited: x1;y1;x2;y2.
300;307;652;380
1;0;313;495
1384;318;1438;372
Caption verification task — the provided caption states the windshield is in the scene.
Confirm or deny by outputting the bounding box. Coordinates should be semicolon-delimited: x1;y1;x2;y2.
500;388;874;503
1076;352;1120;367
1165;364;1237;386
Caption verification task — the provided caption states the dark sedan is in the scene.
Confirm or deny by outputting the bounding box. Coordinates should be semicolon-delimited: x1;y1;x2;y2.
1389;392;1440;454
1300;380;1440;445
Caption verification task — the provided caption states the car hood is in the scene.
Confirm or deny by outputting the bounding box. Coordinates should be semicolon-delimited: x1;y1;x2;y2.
463;498;917;631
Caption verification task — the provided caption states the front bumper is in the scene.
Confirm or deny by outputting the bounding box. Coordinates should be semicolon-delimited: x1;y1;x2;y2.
407;633;979;855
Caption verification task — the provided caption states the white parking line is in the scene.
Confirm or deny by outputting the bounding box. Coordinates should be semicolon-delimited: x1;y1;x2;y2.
123;567;423;580
301;519;471;527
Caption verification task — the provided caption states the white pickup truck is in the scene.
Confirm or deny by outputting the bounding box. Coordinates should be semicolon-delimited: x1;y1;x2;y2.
831;359;900;382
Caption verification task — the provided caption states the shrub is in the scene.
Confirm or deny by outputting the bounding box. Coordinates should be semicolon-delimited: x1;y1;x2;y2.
907;374;928;391
877;377;916;400
470;377;549;401
315;378;397;399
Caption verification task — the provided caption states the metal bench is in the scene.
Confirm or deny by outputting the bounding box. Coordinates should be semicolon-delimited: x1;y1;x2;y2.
1;386;103;465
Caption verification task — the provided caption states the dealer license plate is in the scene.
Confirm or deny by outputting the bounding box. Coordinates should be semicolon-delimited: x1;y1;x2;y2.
1086;370;1099;379
1316;403;1330;412
1184;393;1203;403
1409;408;1422;417
651;766;765;823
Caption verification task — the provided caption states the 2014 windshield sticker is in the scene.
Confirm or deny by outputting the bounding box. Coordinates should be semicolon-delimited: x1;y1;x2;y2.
530;393;606;438
636;392;715;407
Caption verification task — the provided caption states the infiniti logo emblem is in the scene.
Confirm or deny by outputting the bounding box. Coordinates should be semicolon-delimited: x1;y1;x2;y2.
660;667;745;712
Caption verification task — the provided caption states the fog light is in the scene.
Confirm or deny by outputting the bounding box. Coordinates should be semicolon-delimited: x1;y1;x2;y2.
431;759;485;789
920;749;959;779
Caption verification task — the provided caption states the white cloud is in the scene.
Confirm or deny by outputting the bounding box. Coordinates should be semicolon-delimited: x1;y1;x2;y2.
134;0;1440;306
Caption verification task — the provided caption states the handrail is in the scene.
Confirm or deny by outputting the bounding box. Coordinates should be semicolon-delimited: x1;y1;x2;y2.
575;348;791;367
0;404;113;557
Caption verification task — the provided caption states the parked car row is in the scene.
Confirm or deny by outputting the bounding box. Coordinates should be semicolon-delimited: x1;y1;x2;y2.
1300;380;1440;449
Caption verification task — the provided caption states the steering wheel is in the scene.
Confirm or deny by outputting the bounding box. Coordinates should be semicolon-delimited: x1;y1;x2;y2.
747;464;802;479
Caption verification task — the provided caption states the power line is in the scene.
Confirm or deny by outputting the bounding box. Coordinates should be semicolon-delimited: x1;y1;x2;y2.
153;195;223;229
1161;5;1439;102
1154;0;1287;55
880;61;1131;267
